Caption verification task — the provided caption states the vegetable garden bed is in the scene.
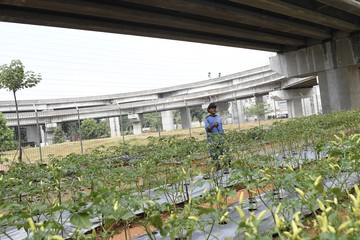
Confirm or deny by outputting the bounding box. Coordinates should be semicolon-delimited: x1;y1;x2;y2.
0;110;360;239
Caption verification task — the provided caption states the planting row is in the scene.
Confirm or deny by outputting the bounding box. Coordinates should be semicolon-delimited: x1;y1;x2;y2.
0;110;360;239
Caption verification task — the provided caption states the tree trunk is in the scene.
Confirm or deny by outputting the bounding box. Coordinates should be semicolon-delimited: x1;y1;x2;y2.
13;91;22;162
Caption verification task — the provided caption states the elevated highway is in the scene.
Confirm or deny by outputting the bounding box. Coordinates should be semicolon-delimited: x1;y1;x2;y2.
1;65;316;127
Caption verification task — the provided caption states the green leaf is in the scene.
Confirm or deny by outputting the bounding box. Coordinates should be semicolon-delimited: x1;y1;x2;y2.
70;212;91;229
196;206;216;215
315;182;324;194
121;211;134;221
160;225;170;237
330;187;346;198
150;214;163;229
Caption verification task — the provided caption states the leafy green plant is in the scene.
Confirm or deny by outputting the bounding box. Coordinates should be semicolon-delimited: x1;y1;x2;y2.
0;59;41;162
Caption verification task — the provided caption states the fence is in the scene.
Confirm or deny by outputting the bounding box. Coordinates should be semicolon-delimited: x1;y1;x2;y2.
0;99;280;170
0;109;176;169
0;105;131;170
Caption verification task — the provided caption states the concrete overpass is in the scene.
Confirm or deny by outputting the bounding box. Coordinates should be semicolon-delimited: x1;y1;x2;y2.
0;0;359;52
1;64;318;146
1;65;316;125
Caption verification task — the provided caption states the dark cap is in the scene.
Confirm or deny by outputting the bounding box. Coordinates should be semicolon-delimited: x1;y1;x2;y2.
207;102;217;111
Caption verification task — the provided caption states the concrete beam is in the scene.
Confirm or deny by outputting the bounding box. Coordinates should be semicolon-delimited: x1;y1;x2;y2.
269;88;314;101
231;0;360;32
121;0;330;39
270;33;360;78
317;0;360;17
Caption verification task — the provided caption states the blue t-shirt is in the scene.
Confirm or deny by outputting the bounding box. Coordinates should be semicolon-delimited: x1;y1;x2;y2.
204;115;224;139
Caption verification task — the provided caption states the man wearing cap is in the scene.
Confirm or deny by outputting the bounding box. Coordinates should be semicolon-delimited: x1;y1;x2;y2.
204;103;227;173
205;103;224;137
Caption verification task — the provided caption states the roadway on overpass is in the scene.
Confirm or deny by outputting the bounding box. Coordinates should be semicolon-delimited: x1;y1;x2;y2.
1;65;317;126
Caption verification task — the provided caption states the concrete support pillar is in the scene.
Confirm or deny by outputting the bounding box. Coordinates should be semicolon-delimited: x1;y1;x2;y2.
180;107;191;129
287;99;303;118
25;125;39;146
318;66;360;113
300;98;313;116
44;122;57;145
307;98;315;116
109;117;121;137
128;113;143;135
40;125;45;146
313;85;322;114
161;110;174;131
231;100;245;123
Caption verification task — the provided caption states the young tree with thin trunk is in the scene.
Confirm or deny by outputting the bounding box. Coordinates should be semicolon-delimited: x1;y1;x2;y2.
0;60;41;162
244;102;271;127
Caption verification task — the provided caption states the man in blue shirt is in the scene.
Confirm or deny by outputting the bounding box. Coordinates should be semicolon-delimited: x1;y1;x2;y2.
204;103;227;173
205;102;224;138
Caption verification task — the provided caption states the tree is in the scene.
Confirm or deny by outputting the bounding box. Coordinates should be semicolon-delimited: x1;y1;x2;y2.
143;112;161;131
62;121;82;141
120;115;133;134
191;106;207;126
0;113;16;151
53;125;66;144
81;118;110;140
244;102;271;126
0;60;41;162
173;110;181;129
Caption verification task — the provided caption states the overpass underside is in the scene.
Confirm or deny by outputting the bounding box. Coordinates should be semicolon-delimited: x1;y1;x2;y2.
0;0;359;52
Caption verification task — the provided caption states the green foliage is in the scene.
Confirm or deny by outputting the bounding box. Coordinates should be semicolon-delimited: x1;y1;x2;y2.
245;102;271;126
120;115;132;134
0;112;16;150
143;112;161;131
173;110;181;128
80;118;110;140
1;109;360;238
0;59;41;161
0;60;41;93
191;106;206;125
53;125;66;144
62;121;79;140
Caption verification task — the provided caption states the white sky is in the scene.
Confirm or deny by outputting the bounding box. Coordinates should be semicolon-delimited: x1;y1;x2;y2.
0;22;276;101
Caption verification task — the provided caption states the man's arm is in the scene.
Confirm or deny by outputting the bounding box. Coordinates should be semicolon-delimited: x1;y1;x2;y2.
205;117;219;132
207;122;219;132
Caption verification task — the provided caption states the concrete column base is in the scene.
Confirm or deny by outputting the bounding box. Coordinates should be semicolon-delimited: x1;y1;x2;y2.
318;66;360;113
44;122;57;145
128;113;143;135
287;99;303;118
109;117;121;137
231;100;245;123
161;110;174;131
180;107;191;129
